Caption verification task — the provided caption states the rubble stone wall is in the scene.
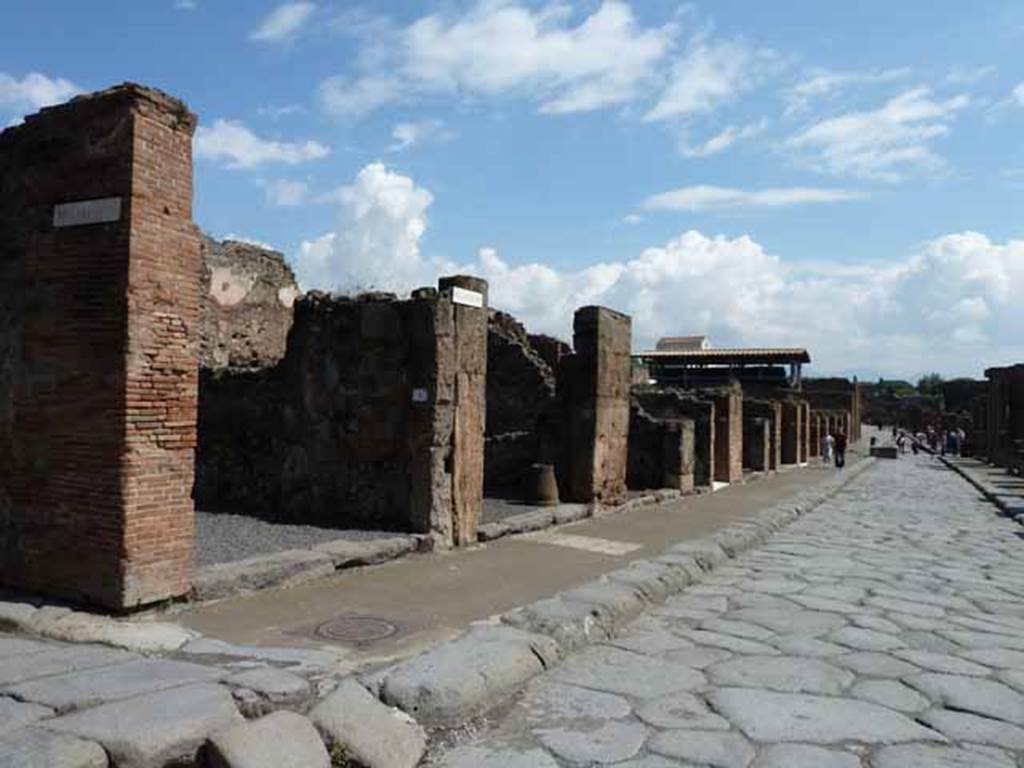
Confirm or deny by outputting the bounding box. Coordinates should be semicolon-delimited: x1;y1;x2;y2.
633;387;715;489
742;417;770;472
0;84;199;609
627;403;695;492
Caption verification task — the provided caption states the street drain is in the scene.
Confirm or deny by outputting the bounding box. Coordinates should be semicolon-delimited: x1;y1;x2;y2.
314;616;399;645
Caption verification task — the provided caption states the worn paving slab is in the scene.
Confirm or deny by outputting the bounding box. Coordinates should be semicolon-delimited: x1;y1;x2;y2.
427;454;1024;766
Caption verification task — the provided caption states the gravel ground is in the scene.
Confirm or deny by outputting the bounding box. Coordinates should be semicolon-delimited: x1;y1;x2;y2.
195;511;406;567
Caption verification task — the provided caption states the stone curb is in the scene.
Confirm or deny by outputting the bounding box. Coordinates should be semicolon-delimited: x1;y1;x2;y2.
367;457;877;734
938;456;1024;521
477;490;683;543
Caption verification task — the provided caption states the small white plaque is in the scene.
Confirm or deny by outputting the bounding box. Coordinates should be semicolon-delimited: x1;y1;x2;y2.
411;388;430;403
53;197;122;228
451;286;484;308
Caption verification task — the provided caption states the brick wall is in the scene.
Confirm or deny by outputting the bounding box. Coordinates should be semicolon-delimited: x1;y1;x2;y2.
0;84;198;609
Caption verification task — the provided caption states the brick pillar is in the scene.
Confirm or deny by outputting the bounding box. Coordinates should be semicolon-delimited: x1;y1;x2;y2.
0;84;199;609
714;384;743;483
437;276;488;545
781;401;801;465
557;306;631;504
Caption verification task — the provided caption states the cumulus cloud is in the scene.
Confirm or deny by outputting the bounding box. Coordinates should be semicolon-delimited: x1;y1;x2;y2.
251;2;316;42
194;119;329;169
320;1;674;117
785;87;969;181
389;119;456;151
641;185;863;212
1013;82;1024;107
0;72;80;117
290;163;1024;377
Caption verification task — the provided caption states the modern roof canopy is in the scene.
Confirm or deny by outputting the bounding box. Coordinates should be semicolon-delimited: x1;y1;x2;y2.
633;347;811;366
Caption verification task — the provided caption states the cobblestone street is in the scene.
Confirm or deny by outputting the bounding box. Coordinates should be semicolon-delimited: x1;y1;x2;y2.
433;456;1024;767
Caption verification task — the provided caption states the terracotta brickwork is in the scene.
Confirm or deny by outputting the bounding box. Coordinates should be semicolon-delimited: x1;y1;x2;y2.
799;401;811;463
557;306;631;504
0;84;199;609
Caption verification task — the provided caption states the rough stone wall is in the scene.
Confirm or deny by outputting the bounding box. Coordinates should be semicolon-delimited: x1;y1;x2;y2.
199;236;299;372
484;311;557;491
627;402;695;492
196;277;488;547
809;412;820;458
527;333;572;373
0;84;199;609
714;383;743;483
799;401;811;463
781;400;802;465
557;307;631;504
633;387;715;488
745;400;782;471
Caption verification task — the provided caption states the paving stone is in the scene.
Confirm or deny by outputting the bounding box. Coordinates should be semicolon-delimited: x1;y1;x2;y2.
891;650;990;676
829;627;906;651
635;691;731;730
379;626;559;727
728;608;846;636
916;708;1024;750
0;697;52;735
707;688;944;744
772;635;847;657
226;667;312;716
660;646;734;668
648;729;756;768
552;646;706;698
309;678;425;768
999;669;1024;692
752;744;861;768
940;629;1024;650
0;636;52;658
4;658;222;714
960;647;1024;669
194;550;336;602
40;613;198;654
605;628;694;656
608;758;682;768
870;743;1016;768
607;562;688;601
313;536;417;568
897;630;960;654
45;683;242;768
0;645;136;686
905;672;1024;724
535;720;647;764
864;596;946;617
560;581;647;624
204;711;329;768
707;655;854;694
503;597;613;652
833;652;920;678
850;680;930;713
178;638;341;673
850;615;903;634
672;628;780;655
0;727;107;768
516;682;632;724
434;746;558;768
699;618;775;641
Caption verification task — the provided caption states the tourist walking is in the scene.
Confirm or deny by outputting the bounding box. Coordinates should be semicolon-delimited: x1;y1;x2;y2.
821;431;834;465
834;432;847;469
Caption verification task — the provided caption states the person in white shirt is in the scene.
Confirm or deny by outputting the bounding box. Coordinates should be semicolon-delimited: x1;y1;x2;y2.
822;432;835;464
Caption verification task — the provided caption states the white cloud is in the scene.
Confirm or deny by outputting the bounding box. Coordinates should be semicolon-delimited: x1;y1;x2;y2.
785;87;969;182
263;178;309;206
641;185;863;212
784;67;910;116
194;119;329;169
251;2;316;43
223;234;278;251
623;213;644;224
681;119;767;157
944;65;995;85
0;72;80;116
174;0;198;10
289;164;1024;376
389;119;456;151
1013;82;1024;107
320;1;674;117
644;39;773;123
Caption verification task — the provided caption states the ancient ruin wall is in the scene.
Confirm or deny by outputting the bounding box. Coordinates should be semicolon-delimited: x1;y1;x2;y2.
484;311;557;492
714;384;743;483
196;278;487;547
0;84;199;609
199;236;299;371
627;403;695;492
633;387;715;489
557;307;631;504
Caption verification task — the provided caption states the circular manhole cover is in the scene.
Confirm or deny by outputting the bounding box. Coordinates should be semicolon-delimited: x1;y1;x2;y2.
315;616;399;645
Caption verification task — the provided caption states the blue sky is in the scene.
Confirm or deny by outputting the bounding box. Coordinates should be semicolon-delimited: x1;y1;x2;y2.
3;1;1023;378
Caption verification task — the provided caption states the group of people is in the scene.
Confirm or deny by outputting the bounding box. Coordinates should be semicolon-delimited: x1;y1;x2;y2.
892;425;966;456
820;430;848;468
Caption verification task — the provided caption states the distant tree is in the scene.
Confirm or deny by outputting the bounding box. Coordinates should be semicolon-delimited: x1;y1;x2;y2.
917;373;944;396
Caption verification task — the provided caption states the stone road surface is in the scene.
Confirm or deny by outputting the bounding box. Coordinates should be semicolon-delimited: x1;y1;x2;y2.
431;455;1024;767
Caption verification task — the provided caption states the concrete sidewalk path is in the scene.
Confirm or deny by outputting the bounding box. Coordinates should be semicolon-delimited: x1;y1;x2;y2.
178;448;868;670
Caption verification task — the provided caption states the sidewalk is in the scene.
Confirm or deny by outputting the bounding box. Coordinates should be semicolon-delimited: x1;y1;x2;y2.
941;455;1024;517
177;446;870;670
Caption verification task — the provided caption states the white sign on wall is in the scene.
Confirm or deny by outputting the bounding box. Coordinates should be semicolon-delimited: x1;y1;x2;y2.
53;197;122;228
451;286;485;308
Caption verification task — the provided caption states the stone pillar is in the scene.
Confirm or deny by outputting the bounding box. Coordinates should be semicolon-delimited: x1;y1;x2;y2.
627;405;694;493
557;306;631;504
714;384;743;484
0;84;199;609
781;401;801;466
798;401;810;464
437;276;488;545
809;412;820;458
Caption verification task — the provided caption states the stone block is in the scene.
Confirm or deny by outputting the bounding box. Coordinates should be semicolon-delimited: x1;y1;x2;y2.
312;537;417;569
0;727;107;768
204;711;329;768
0;697;53;735
309;679;426;768
502;596;615;651
193;550;335;601
45;683;242;768
225;668;312;717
